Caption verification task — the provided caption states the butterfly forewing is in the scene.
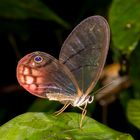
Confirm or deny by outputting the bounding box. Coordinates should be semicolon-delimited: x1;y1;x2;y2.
59;16;110;95
17;52;77;102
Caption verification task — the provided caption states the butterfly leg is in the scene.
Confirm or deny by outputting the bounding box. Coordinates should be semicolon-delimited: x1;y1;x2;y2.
78;103;87;128
54;102;71;116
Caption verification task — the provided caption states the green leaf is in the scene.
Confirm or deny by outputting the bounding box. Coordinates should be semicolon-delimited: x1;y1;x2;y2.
127;99;140;129
0;112;133;140
0;0;69;28
109;0;140;55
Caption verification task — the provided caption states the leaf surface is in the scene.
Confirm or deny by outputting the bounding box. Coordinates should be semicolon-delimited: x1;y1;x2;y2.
0;112;134;140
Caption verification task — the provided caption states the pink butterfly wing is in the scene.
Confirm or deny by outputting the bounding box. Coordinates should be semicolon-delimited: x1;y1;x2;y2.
16;51;78;102
59;16;110;95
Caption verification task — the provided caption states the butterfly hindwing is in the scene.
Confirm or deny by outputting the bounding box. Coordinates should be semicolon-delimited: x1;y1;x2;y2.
17;52;78;102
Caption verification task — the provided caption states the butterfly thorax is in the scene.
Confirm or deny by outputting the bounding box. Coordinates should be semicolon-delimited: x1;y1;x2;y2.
72;95;94;107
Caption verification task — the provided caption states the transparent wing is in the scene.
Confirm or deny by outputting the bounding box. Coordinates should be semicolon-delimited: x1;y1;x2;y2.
16;51;78;102
59;16;110;95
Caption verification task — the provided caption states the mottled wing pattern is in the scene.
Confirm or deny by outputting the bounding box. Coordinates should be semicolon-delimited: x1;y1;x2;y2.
59;16;110;95
16;52;77;102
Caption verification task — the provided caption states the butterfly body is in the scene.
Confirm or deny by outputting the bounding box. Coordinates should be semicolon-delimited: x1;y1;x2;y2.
16;16;110;127
46;92;93;107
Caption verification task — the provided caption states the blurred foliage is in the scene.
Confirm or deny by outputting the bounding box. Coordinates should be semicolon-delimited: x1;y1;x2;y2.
0;0;69;28
127;99;140;130
0;112;134;140
27;99;61;113
130;43;140;98
109;0;140;56
0;0;140;139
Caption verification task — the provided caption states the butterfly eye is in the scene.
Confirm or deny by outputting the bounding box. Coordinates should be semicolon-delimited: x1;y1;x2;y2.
34;55;43;63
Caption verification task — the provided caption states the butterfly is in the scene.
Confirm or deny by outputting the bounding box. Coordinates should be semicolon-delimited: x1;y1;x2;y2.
16;15;110;128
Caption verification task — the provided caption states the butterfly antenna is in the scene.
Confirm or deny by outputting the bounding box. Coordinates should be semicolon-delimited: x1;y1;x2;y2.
93;80;115;96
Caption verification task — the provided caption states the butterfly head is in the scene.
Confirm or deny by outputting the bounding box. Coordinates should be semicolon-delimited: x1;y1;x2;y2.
16;51;51;97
